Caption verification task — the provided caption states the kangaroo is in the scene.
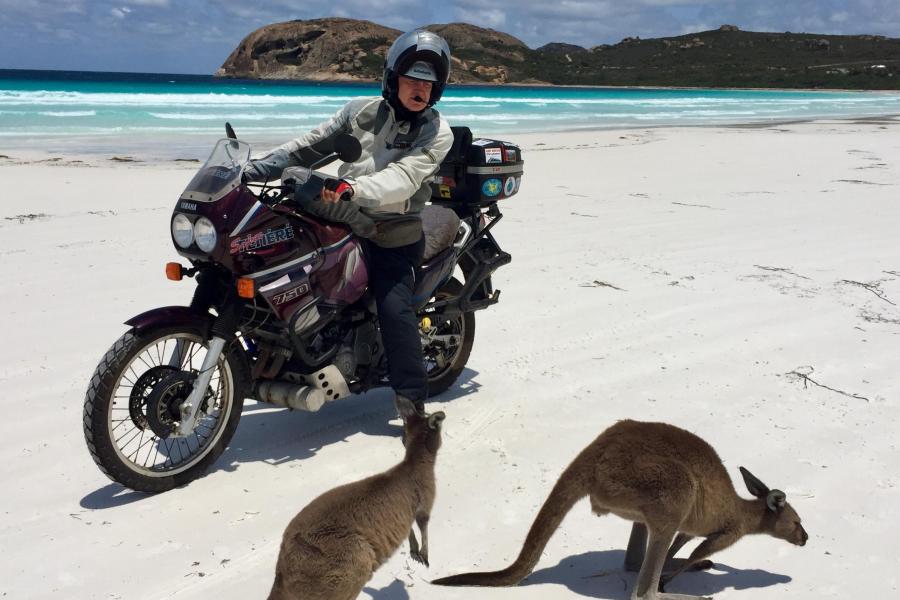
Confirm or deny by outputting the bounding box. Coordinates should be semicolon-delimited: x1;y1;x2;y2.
432;419;808;600
268;397;445;600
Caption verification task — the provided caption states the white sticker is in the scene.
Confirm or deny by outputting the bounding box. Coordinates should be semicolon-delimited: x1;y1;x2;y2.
485;147;502;163
504;177;516;196
472;139;493;146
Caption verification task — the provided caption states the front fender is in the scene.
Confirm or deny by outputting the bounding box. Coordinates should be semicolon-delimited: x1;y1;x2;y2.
123;305;252;398
124;306;214;336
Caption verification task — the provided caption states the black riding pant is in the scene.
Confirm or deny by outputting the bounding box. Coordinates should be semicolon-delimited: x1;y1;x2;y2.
367;235;427;405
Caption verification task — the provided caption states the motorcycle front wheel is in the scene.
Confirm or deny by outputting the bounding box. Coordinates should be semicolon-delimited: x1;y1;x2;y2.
82;324;248;493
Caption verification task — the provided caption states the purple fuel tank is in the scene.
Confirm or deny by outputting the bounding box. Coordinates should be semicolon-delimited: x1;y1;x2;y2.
174;187;370;326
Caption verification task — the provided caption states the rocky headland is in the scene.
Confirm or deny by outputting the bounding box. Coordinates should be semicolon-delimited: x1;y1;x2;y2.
216;18;900;89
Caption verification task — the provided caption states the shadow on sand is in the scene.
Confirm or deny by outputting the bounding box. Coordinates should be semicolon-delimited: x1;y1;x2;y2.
80;368;480;508
212;366;480;470
363;579;411;600
522;550;791;599
79;484;153;509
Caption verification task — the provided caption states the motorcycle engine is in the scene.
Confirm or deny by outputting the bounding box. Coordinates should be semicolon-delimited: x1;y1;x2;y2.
333;322;379;380
333;345;356;380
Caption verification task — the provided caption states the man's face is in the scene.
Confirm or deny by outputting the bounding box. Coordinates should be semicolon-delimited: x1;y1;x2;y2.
397;75;433;112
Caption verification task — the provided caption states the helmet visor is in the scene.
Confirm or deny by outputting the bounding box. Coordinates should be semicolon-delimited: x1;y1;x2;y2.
403;60;438;82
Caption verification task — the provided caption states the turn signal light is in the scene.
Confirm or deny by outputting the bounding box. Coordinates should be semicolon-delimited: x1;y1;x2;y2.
165;262;183;281
237;277;256;299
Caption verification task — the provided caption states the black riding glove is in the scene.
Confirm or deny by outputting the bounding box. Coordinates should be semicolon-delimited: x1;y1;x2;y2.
323;178;354;201
295;192;376;238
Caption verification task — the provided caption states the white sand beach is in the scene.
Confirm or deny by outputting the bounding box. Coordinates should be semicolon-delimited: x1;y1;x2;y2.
1;117;898;599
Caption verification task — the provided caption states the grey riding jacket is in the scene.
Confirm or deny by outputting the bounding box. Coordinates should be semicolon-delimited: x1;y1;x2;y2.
251;97;453;247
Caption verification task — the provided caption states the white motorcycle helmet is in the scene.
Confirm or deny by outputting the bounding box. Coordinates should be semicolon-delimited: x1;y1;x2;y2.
382;29;451;107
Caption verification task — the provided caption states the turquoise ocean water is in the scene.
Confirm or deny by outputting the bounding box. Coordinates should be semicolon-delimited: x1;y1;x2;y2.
2;70;900;159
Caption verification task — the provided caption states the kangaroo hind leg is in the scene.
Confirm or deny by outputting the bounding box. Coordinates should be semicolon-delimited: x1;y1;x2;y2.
660;530;740;592
625;524;712;576
630;527;711;600
624;522;648;572
663;533;713;575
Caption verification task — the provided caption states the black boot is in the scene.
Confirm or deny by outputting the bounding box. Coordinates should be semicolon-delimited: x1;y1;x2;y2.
394;393;426;417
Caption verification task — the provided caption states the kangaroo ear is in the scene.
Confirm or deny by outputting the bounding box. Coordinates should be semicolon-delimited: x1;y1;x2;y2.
427;412;446;430
739;466;771;498
766;489;787;512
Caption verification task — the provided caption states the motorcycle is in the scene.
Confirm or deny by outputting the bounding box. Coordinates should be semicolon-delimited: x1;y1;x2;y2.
82;124;516;492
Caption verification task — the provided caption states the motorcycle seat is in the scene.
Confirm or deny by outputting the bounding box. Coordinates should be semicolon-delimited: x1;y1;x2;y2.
421;204;460;262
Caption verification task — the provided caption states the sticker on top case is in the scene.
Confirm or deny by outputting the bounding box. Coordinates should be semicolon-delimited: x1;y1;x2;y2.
484;147;502;163
482;178;502;197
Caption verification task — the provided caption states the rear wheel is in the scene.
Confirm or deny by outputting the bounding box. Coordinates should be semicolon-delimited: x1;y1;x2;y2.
82;325;248;493
421;278;475;397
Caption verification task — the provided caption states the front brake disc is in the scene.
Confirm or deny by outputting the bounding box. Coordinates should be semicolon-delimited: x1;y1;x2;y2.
129;365;179;430
145;371;195;438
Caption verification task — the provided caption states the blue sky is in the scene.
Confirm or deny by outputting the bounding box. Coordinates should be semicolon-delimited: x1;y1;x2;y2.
1;0;897;74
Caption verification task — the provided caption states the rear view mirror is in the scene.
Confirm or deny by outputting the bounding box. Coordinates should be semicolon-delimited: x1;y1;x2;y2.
335;134;362;163
225;122;239;150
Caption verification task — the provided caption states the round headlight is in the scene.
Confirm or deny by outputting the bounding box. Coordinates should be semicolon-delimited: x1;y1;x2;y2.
194;217;218;253
172;214;194;248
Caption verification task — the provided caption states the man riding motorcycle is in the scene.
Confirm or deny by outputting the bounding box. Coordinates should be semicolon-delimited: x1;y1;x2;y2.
244;30;454;415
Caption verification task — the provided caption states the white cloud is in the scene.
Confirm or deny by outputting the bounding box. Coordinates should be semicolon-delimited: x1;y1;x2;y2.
830;11;850;23
454;6;507;28
0;0;86;14
142;20;179;35
2;0;899;73
680;22;712;35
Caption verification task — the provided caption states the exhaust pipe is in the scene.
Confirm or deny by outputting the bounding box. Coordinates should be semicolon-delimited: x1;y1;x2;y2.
255;381;326;412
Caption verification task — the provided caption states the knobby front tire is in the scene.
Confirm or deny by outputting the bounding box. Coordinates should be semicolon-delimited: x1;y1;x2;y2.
82;325;248;493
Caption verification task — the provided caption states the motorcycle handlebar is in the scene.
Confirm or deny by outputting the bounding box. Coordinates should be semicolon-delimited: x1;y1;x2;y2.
245;170;327;207
243;132;361;206
308;151;340;171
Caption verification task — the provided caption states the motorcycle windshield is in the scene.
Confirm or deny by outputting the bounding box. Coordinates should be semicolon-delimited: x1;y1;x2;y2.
181;138;251;203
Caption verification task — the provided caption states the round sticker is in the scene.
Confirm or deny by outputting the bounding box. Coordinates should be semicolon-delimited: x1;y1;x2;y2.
504;177;516;196
514;176;522;192
482;178;502;197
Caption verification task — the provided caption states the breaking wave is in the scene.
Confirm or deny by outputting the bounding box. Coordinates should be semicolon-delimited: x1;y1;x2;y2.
37;110;97;117
2;76;899;151
0;90;360;107
148;112;335;121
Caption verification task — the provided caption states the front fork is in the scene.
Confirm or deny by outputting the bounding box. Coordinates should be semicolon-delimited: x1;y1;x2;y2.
174;270;242;437
176;336;227;436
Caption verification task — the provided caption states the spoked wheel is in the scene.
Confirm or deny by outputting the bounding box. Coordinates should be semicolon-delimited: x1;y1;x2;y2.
83;325;248;493
420;278;475;397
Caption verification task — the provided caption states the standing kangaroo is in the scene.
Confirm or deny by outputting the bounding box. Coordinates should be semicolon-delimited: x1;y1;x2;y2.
433;419;808;600
268;397;444;600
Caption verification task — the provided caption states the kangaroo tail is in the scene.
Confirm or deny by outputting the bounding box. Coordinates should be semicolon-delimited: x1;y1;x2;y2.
432;464;588;587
